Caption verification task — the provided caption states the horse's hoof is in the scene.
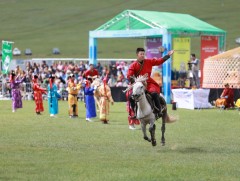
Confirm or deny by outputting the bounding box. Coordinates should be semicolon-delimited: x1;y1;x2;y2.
144;136;151;142
152;140;157;146
161;142;165;146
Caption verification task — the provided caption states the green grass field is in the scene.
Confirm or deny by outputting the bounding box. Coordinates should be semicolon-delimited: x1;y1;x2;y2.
0;0;239;59
1;100;240;181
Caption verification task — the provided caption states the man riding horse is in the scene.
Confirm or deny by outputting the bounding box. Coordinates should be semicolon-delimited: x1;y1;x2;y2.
127;47;174;119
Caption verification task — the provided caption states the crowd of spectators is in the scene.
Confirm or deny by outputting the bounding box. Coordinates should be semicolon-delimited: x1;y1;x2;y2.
0;60;132;98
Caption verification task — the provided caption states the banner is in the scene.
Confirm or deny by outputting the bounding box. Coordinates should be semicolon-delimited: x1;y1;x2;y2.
172;37;191;71
200;36;219;84
2;41;13;74
145;37;162;59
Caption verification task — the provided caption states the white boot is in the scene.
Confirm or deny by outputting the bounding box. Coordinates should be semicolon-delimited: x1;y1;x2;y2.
129;125;136;130
86;118;94;122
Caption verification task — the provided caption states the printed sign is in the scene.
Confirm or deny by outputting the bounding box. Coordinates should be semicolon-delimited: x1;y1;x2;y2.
200;36;219;83
172;37;191;71
145;38;162;59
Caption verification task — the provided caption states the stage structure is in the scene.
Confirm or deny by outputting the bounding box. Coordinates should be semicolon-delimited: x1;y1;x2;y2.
202;47;240;89
89;10;226;103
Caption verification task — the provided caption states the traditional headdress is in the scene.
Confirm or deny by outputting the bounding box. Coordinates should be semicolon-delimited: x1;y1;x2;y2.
9;70;16;82
103;74;108;86
84;79;90;88
49;74;55;89
32;74;38;83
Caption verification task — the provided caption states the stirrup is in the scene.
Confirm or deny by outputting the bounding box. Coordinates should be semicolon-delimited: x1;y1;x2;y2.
153;107;159;114
155;112;163;119
161;105;166;112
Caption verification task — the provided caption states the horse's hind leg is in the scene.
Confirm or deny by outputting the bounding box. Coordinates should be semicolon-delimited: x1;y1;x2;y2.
161;114;166;146
149;124;156;146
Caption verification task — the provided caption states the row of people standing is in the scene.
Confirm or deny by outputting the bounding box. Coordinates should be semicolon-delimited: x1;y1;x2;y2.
10;71;60;116
9;69;115;124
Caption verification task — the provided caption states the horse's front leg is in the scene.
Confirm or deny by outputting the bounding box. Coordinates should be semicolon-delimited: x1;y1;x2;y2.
149;120;156;146
141;122;151;142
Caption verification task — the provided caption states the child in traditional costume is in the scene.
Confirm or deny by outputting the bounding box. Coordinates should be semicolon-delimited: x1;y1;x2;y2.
84;80;96;122
94;77;114;124
67;74;81;118
10;71;25;112
32;75;47;115
47;74;61;117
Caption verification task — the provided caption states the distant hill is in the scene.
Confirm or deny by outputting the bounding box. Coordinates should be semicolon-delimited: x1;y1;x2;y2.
0;0;239;59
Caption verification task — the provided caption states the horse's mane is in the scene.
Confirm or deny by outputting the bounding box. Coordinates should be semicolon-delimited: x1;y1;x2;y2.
123;74;148;93
135;74;148;83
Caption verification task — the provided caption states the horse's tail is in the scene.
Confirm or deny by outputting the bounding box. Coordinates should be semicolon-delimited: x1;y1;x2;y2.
165;113;178;123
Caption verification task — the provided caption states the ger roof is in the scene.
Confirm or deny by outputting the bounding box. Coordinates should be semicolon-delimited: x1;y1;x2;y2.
205;47;240;60
95;10;226;36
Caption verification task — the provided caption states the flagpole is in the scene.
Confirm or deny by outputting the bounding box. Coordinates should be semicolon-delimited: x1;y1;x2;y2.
1;40;14;97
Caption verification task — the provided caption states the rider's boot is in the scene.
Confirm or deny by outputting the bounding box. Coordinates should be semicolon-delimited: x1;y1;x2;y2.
150;92;162;119
159;95;166;112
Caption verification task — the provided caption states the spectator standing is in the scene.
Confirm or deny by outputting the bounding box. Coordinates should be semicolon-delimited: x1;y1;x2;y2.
57;61;64;71
107;74;117;87
84;80;97;122
121;61;129;78
32;75;47;115
47;75;61;117
83;64;99;83
78;61;86;73
15;65;23;75
41;60;48;69
110;64;117;77
96;62;103;76
189;53;200;88
101;65;109;80
9;71;26;112
67;74;81;118
94;77;114;124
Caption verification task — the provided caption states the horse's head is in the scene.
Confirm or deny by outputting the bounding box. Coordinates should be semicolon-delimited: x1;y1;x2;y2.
122;73;148;99
130;74;148;102
132;81;145;102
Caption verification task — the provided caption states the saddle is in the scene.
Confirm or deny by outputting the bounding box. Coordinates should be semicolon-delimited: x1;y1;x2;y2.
145;92;159;112
145;91;166;119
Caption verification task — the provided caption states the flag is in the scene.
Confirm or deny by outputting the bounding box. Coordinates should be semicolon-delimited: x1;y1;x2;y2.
2;41;13;74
